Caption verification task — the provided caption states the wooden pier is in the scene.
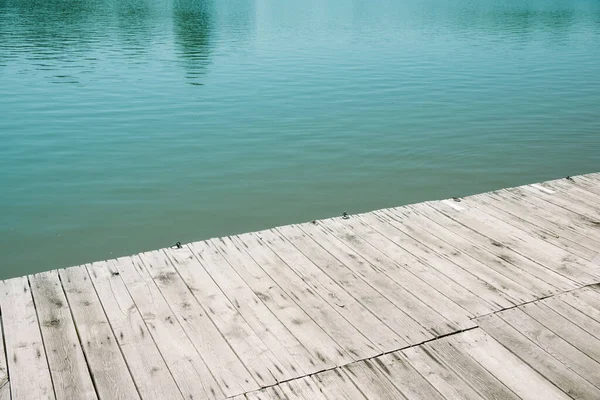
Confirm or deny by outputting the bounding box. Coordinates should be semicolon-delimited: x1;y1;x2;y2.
2;173;600;399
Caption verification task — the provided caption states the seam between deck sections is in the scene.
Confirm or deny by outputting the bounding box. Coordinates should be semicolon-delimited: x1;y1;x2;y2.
226;325;480;399
470;282;600;321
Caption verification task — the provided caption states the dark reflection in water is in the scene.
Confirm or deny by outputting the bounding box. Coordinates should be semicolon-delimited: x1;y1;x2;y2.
173;0;213;85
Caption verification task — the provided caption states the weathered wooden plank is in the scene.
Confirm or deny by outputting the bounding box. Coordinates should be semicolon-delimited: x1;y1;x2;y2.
503;186;600;243
281;376;328;400
341;213;486;318
310;369;367;400
154;247;288;386
497;307;600;388
400;204;574;296
520;184;600;222
473;190;600;253
210;236;349;369
113;255;245;398
58;267;140;400
186;240;316;376
424;334;519;400
560;288;600;323
378;207;545;304
257;228;405;351
448;328;570;400
0;383;10;400
465;193;600;261
402;346;484;400
315;218;474;333
0;276;54;400
373;353;445;400
274;225;419;347
0;298;8;390
235;233;380;361
29;271;97;399
86;261;184;400
477;313;600;400
424;201;600;284
520;302;600;363
538;179;600;210
342;360;407;400
302;221;457;337
543;296;600;340
360;211;503;314
292;222;432;344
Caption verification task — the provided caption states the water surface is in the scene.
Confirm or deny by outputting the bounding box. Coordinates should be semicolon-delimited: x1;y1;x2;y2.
1;0;600;278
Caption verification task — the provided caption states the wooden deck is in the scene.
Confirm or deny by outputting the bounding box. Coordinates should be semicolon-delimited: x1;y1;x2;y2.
2;172;600;399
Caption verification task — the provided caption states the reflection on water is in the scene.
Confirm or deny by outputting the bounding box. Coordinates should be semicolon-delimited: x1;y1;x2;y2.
1;0;600;278
173;0;213;84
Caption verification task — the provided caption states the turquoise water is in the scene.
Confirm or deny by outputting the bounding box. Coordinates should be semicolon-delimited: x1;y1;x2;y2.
1;0;599;279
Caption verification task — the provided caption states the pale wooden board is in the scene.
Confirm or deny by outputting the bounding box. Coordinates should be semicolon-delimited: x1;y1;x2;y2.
397;204;574;297
539;179;600;210
288;223;432;344
210;236;349;369
256;228;405;352
186;240;316;376
315;218;474;333
59;266;140;400
448;328;570;400
274;224;416;347
503;186;600;244
464;194;599;261
0;383;10;400
377;207;540;306
29;271;97;399
428;199;600;282
148;247;286;387
520;184;600;224
310;369;367;400
472;189;600;255
337;214;484;321
235;233;380;361
360;211;502;314
519;301;600;364
543;296;600;340
300;221;458;337
497;307;600;389
477;313;600;400
424;334;520;400
423;200;599;285
281;376;328;400
401;346;484;400
86;261;184;400
0;276;54;400
373;353;445;400
342;360;407;400
560;288;600;323
113;255;245;398
0;294;8;389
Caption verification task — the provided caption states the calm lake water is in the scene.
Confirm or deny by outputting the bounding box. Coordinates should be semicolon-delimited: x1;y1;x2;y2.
1;0;599;279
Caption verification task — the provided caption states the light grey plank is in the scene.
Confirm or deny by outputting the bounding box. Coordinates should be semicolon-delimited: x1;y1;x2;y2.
498;307;600;389
258;228;406;351
343;360;407;400
87;261;184;400
211;236;349;369
114;255;244;398
373;353;445;400
448;328;570;400
477;313;600;400
59;267;140;400
310;369;367;400
0;276;54;400
402;346;484;400
236;232;380;361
